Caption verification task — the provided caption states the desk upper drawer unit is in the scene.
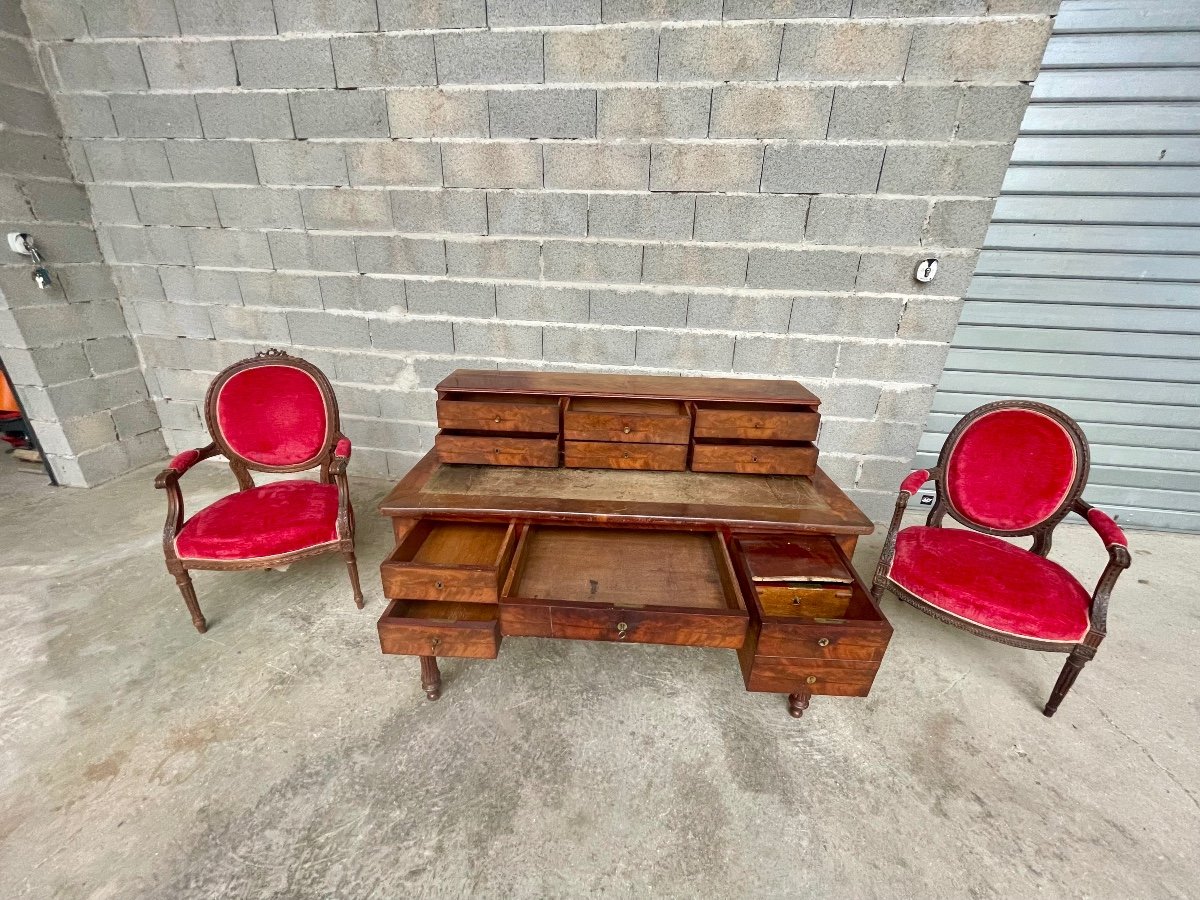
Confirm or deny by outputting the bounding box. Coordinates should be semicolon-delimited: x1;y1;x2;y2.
437;392;560;434
381;517;518;602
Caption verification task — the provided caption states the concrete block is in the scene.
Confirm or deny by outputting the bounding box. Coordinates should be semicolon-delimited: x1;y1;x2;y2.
234;38;335;89
644;244;747;288
544;144;649;191
733;334;837;378
319;276;407;313
378;0;486;29
446;238;541;279
159;266;241;304
650;144;763;193
133;300;213;338
110;94;202;138
209;305;291;343
275;0;378;32
388;88;489;139
345;142;441;187
598;87;711;139
0;83;56;134
406;280;495;317
829;86;961;141
214;187;305;229
924;198;995;249
779;21;912;81
761;143;884;194
897;296;964;342
490;89;597;140
497;284;589;323
589;193;693;242
602;0;720;21
175;0;277;35
659;23;782;81
985;0;1060;13
724;0;851;17
957;85;1033;142
0;221;99;264
806;197;929;247
907;19;1052;82
196;93;293;139
154;368;218;401
332;34;436;89
132;186;220;226
442;143;541;189
856;250;979;296
111;265;165;301
300;188;393;231
879;144;1012;197
57;264;118;303
355;235;447;275
112;399;163;439
0;133;70;179
154;398;202;431
78;0;179;36
488;0;599;24
291;90;388;139
545;28;658;83
26;180;90;222
99;225;192;265
254;142;348;186
50;42;147;91
543;240;642;284
0;35;35;89
819;418;924;460
876;384;935;424
167;141;259;184
330;384;381;418
43;410;118;454
268;232;358;272
54;95;116;138
342;417;423;451
391;189;487;235
851;0;983;15
543;325;635;365
747;247;860;291
711;86;833;140
187;228;273;269
694;195;808;244
377;388;436;420
371;317;455;353
85;139;171;182
288;310;370;348
590;288;686;327
636;328;734;372
434;32;543;85
64;140;92;182
12;343;90;385
239;271;323;308
12;296;125;344
687;293;791;333
488;192;588;237
788;294;903;339
141;41;236;89
453;320;542;360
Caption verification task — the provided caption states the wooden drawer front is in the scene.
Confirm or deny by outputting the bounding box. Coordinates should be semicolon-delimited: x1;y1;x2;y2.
380;518;517;602
549;605;747;649
693;406;819;442
691;442;817;476
744;656;878;696
435;433;559;467
377;600;501;659
563;397;691;445
499;603;553;638
757;585;853;619
437;395;559;434
563;440;687;472
757;622;888;661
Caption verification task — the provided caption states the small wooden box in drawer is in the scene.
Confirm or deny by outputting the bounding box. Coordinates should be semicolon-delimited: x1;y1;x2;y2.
563;440;687;472
563;397;691;444
693;402;819;442
377;599;501;658
691;441;818;476
437;392;559;434
435;433;558;467
381;518;517;602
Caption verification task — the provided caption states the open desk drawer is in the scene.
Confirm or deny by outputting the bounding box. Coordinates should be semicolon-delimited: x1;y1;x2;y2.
501;526;748;648
378;600;500;658
381;518;518;602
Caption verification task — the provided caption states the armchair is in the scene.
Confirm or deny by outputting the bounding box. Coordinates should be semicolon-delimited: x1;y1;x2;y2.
156;349;363;633
871;400;1130;717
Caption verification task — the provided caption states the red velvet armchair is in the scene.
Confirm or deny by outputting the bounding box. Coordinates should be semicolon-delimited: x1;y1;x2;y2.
871;400;1131;717
155;350;363;632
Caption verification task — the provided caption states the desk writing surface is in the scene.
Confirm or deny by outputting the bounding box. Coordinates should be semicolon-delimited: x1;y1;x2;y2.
380;451;872;534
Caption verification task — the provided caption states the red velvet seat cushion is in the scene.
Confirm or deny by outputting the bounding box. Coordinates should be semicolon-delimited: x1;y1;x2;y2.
887;526;1091;643
175;480;339;561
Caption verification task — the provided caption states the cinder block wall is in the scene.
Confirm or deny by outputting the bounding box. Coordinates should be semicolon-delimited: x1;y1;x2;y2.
0;2;163;486
24;0;1054;517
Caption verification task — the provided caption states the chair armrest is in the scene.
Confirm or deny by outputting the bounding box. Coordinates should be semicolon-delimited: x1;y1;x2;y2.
871;468;935;596
155;444;217;548
154;444;217;489
1073;500;1130;635
899;468;931;497
330;436;352;475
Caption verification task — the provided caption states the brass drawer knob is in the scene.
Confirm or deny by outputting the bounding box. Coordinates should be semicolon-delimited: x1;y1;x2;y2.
494;415;502;423
817;637;830;647
616;621;628;639
435;580;444;589
805;675;817;684
623;426;632;434
431;637;441;648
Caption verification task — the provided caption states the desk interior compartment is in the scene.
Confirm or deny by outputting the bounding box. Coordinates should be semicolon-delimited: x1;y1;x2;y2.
691;440;818;476
692;402;820;442
563;396;691;444
381;517;518;602
377;599;501;658
436;391;560;434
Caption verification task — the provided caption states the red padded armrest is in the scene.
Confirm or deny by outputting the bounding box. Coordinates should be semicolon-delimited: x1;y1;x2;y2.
1086;507;1127;548
167;449;202;474
900;469;931;495
334;437;351;459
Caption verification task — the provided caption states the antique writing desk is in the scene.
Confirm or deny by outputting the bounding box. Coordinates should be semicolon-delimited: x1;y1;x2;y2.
377;371;890;719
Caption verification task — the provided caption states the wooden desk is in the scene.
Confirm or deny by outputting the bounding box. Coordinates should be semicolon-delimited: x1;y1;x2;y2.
376;372;890;720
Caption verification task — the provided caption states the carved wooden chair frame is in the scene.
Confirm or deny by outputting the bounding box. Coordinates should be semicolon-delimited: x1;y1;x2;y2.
870;400;1131;716
155;349;363;632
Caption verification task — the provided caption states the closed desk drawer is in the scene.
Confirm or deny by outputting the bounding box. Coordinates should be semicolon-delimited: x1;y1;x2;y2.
691;441;817;476
743;656;879;696
435;433;559;467
437;393;560;434
693;403;819;442
563;397;691;444
563;440;687;472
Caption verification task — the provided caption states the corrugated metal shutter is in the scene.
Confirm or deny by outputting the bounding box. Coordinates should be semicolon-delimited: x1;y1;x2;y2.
919;0;1200;532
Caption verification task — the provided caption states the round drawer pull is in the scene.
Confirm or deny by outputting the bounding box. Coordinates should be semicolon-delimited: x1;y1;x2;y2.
431;637;441;648
805;675;817;684
623;426;632;434
817;637;830;647
616;621;628;639
494;415;502;423
435;580;444;589
622;451;630;458
751;455;758;462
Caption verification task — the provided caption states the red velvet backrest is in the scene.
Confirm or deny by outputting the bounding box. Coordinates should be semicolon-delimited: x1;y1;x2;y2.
210;361;332;469
941;405;1086;533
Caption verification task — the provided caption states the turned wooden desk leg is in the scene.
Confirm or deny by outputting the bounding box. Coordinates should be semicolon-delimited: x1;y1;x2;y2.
420;656;442;701
788;690;811;718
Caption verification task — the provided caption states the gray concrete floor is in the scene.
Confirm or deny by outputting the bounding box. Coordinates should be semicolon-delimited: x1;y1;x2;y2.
0;462;1197;899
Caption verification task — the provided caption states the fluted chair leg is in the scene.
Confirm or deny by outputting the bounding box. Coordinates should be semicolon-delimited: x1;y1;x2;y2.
1044;647;1093;717
344;551;364;609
